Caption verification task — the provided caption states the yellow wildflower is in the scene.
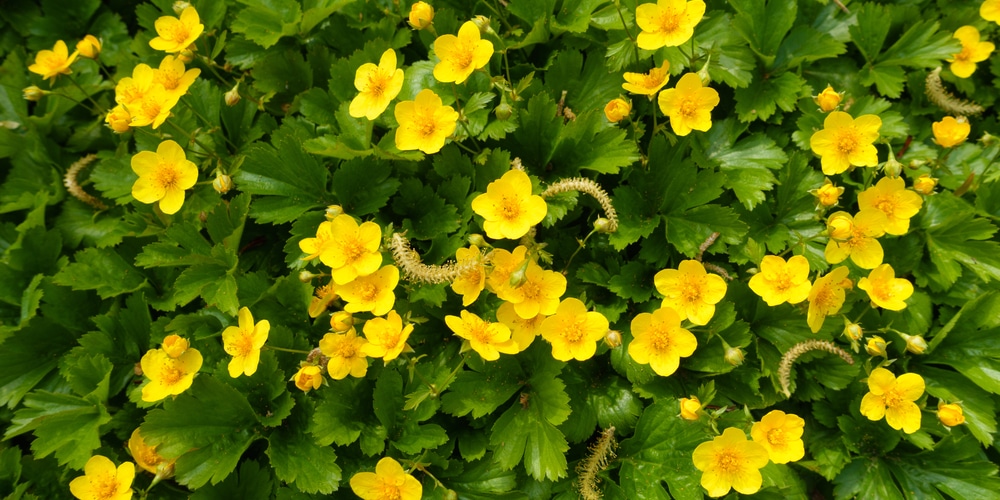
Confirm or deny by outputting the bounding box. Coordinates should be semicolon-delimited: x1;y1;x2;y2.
806;266;851;333
604;98;631;123
809;111;882;175
680;396;701;420
446;310;518;361
866;335;888;357
858;263;913;311
77;35;102;59
750;410;805;464
299;221;336;262
308;282;339;318
450;246;486;306
293;365;323;392
814;85;842;112
130;140;198;215
949;26;994;78
432;21;494;84
692;427;769;497
812;177;845;208
860;367;924;434
153;55;200;102
28;40;78;81
932;116;971;148
130;88;179;129
748;255;811;306
635;0;706;49
485;246;528;300
114;64;156;108
505;262;566;319
161;334;189;358
149;6;204;53
69;455;134;500
360;310;414;362
140;337;202;402
857;176;923;235
653;260;728;326
330;310;354;332
938;402;965;427
825;211;854;241
657;72;720;136
319;328;369;380
340;265;399;316
984;0;1000;22
128;428;174;479
350;49;405;120
824;210;887;269
394;89;459;154
913;174;938;195
539;298;609;361
350;457;422;500
324;215;383;284
496;301;545;352
622;61;670;95
105;105;132;133
222;307;270;378
471;170;548;240
628;306;697;376
408;1;434;30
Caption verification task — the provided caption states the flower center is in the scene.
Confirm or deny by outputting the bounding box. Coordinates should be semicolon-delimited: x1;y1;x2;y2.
469;322;494;345
499;195;522;220
772;272;792;293
335;339;358;358
157;72;180;91
954;47;972;63
518;280;541;301
562;319;585;344
656;8;682;33
414;115;438;139
767;428;786;446
813;286;834;313
165;22;191;43
357;282;379;302
454;43;475;69
377;482;402;500
835;128;860;155
883;388;904;408
680;278;702;303
649;324;672;353
92;472;120;500
231;330;254;357
341;238;367;264
874;197;897;219
160;363;184;386
678;97;699;119
156;165;180;190
140;95;164;120
367;71;388;97
716;450;741;473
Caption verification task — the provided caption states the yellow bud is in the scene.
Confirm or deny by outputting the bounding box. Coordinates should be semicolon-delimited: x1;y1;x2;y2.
843;322;863;341
76;35;101;59
603;329;622;349
724;347;744;366
178;47;195;63
937;402;965;427
932;116;971;148
826;211;854;241
679;396;701;420
913;174;938;195
814;85;842;112
105;105;131;133
161;335;190;359
330;311;355;332
213;173;233;194
593;218;614;233
225;84;241;106
865;336;887;357
293;365;323;392
408;2;435;30
172;1;191;14
902;334;927;355
882;155;903;179
813;177;845;208
23;85;46;101
603;98;631;123
325;205;344;220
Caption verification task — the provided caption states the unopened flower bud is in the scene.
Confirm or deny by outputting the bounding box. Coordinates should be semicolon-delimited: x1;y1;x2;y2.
173;1;191;14
603;98;631;123
162;334;190;359
814;85;842;112
813;177;845;208
826;211;854;241
508;259;529;288
292;365;323;392
937;402;965;427
471;15;491;34
679;396;701;420
213;173;233;194
913;174;937;195
299;270;317;282
468;233;488;248
980;131;999;147
105;105;131;133
0;121;19;130
594;218;614;233
907;159;928;169
901;333;927;355
330;311;354;332
724;347;744;366
843;322;863;341
225;84;241;106
325;205;344;220
408;1;434;30
76;35;101;59
178;47;195;63
494;101;513;121
881;155;903;178
23;85;46;101
603;329;622;349
865;335;888;357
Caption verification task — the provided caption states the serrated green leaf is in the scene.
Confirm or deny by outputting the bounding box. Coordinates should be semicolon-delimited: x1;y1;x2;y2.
231;0;302;49
267;395;341;494
52;248;146;299
618;400;707;500
848;3;891;63
665;204;749;257
922;366;996;446
331;158;400;216
877;21;960;68
442;356;523;418
861;64;906;98
393;178;460;239
773;25;847;70
734;71;804;122
730;0;797;59
60;352;112;402
4;391;110;470
310;378;372;446
0;318;77;408
190;460;274;500
300;0;356;34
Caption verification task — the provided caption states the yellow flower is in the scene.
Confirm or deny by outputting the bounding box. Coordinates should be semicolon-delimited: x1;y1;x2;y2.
932;116;971;148
222;307;270;378
748;255;811;306
161;334;189;358
657;73;720;136
131;140;198;215
653;260;728;326
824;210;887;269
69;455;134;500
408;1;434;30
77;35;102;59
299;221;335;262
114;64;156;108
809;111;882;175
938;402;965;427
433;21;494;84
680;396;701;420
858;176;923;235
750;410;805;464
360;310;414;362
622;61;670;95
350;457;422;500
446;310;518;361
806;266;851;333
153;55;201;102
813;177;845;208
505;262;566;319
866;335;888;357
340;265;399;316
149;6;204;53
814;85;842;112
858;263;913;311
394;89;459;154
293;365;323;392
140;337;202;402
350;49;405;120
984;0;1000;22
28;40;78;81
450;246;486;306
128;428;174;479
949;26;994;78
539;298;609;361
825;211;854;240
604;98;631;123
308;282;339;318
485;246;528;299
131;88;179;129
692;427;770;497
330;310;354;331
319;328;369;380
913;174;938;195
496;301;545;352
635;0;706;49
322;215;383;284
471;170;548;240
628;306;697;376
860;367;925;434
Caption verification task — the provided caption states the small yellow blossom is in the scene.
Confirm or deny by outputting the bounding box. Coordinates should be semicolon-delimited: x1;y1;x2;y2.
866;335;888;357
350;457;422;500
858;263;913;311
308;282;339;318
949;26;994;78
130;88;179;129
844;322;863;341
322;215;383;284
161;334;189;358
432;21;494;84
657;73;720;136
748;255;811;306
222;307;270;378
319;328;369;379
212;172;233;193
360;310;414;362
450;246;486;306
750;410;805;464
149;6;204;53
299;221;335;262
128;428;174;479
932;116;971;148
77;35;102;59
984;0;1000;22
104;105;132;133
330;310;354;332
877;181;923;227
446;310;518;361
505;262;567;319
814;85;842;112
813;177;845;208
724;346;745;366
826;211;854;241
938;402;965;427
806;266;851;333
394;89;459;154
653;260;728;326
340;265;399;316
496;301;544;352
604;98;631;123
692;427;769;497
680;396;701;420
23;85;46;101
153;55;201;102
539;298;610;361
131;140;198;215
28;40;78;82
140;337;202;402
408;1;434;30
635;0;706;49
69;455;134;500
293;365;323;392
809;111;882;175
114;64;156;108
628;306;697;376
485;246;528;300
860;367;924;434
913;174;938;195
471;170;548;240
350;49;405;120
622;61;670;95
824;210;887;269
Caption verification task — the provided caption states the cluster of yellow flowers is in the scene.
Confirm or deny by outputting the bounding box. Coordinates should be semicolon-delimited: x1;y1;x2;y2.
70;429;175;500
139;334;203;402
27;35;101;82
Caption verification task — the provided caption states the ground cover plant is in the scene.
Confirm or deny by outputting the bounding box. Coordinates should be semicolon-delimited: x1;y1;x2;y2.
2;0;1000;498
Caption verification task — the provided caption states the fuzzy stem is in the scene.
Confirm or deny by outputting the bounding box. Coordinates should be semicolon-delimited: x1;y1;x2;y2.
577;427;617;500
540;177;619;232
390;233;488;284
778;340;854;398
925;67;984;116
64;154;107;210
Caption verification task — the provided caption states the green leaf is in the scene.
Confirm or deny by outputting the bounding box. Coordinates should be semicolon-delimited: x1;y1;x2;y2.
876;21;960;68
393;423;449;455
439;458;519;498
373;367;403;433
4;391;110;470
510;93;561;170
698;13;755;88
190;460;274;500
607;261;654;303
310;378;372;446
921;193;1000;286
922;366;996;446
331;158;400;216
551;0;607;34
267;395;341;494
730;0;797;59
848;3;891;63
0;318;77;408
665;204;748;258
231;0;302;49
393;178;460;239
442;356;523;418
773;25;847;70
51;248;146;299
618;400;707;500
220;352;293;427
59;352;112;403
861;64;906;98
834;457;904;499
701;121;786;210
734;71;804;122
508;0;556;24
300;0;357;34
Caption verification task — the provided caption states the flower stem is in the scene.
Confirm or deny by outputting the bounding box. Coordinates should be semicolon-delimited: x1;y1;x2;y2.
264;345;312;355
614;0;642;65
